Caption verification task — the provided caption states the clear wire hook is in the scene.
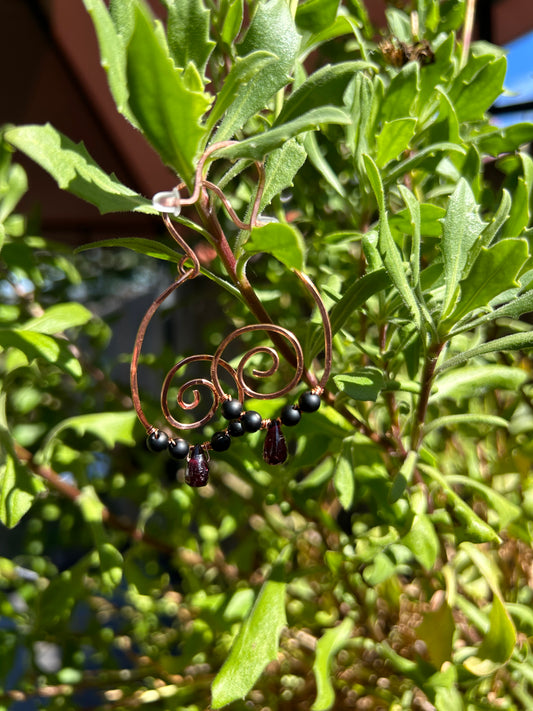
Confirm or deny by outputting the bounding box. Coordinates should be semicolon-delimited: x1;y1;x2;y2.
152;188;182;216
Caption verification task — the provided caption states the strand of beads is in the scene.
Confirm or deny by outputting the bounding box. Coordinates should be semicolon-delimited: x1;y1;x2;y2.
145;389;323;487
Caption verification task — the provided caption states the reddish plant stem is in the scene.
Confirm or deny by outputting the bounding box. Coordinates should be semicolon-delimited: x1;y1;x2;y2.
410;341;445;451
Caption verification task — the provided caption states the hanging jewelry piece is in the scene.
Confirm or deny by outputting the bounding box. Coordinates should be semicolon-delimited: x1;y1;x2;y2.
130;143;332;487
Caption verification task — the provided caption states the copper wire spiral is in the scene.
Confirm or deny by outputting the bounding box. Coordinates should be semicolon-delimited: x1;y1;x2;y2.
129;144;333;440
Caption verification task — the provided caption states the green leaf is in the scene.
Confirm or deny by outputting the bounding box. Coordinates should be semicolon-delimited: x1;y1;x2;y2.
376;118;416;168
311;618;353;711
431;365;528;402
276;61;373;126
334;367;385;402
296;0;339;33
424;414;509;435
437;333;533;372
126;3;211;184
363;154;422;330
462;189;511;275
460;288;533;331
475;123;533;156
82;0;138;125
42;411;138;463
447;238;528;325
259;139;308;212
206;52;277;134
384;141;466;186
304;131;345;197
380;61;419;122
0;329;82;378
402;514;440;570
211;578;286;708
450;55;506;123
502;152;533;238
20;304;93;335
0;437;44;529
221;0;244;46
0;163;27;223
4;124;153;214
244;222;305;271
463;595;516;675
216;107;350;162
165;0;215;77
214;0;301;143
397;186;421;286
109;0;134;41
416;598;455;669
440;179;485;319
447;475;521;530
76;237;183;264
334;440;355;510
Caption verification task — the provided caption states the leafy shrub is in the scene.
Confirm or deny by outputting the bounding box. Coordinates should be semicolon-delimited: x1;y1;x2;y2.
2;0;533;709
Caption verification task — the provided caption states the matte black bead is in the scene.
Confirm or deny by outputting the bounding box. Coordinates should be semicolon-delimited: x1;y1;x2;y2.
222;399;243;420
186;445;209;487
299;391;321;413
280;404;301;426
228;420;245;437
211;431;231;452
241;410;263;433
168;438;189;460
146;430;169;452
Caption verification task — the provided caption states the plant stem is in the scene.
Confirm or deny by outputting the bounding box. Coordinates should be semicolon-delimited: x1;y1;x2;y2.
410;342;445;451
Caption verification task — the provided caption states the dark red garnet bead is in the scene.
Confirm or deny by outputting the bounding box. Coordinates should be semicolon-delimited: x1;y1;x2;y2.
280;404;302;426
299;391;321;413
168;438;189;460
241;410;263;433
222;399;243;420
227;420;245;437
146;430;169;452
185;445;209;487
263;420;288;465
211;431;231;452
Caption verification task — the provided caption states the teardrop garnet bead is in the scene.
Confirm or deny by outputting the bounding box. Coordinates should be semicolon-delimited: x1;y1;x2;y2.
186;445;209;487
263;420;288;465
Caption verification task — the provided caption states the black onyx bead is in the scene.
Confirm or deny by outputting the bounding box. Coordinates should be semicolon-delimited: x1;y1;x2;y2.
211;431;231;452
168;438;189;460
222;399;243;420
228;420;245;437
146;430;169;452
280;404;301;427
241;410;263;433
299;391;321;413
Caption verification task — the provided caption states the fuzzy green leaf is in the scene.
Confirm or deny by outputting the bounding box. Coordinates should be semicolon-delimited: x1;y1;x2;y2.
165;0;215;77
211;578;286;708
376;118;416;168
76;237;183;264
363;154;422;329
437;333;533;372
296;0;339;33
206;52;277;133
312;618;354;711
276;61;373;125
4;124;153;214
244;222;305;271
126;3;211;184
447;238;528;325
216;107;350;162
221;0;244;46
431;365;528;402
450;55;506;123
447;475;521;530
440;179;485;319
214;0;301;142
82;0;138;125
380;61;419;122
334;367;385;402
259;139;308;212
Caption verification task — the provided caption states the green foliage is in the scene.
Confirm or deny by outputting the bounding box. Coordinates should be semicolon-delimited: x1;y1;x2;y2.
2;0;533;709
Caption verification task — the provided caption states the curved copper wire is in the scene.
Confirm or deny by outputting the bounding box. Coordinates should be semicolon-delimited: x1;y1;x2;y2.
131;145;333;439
161;354;244;430
210;324;305;401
